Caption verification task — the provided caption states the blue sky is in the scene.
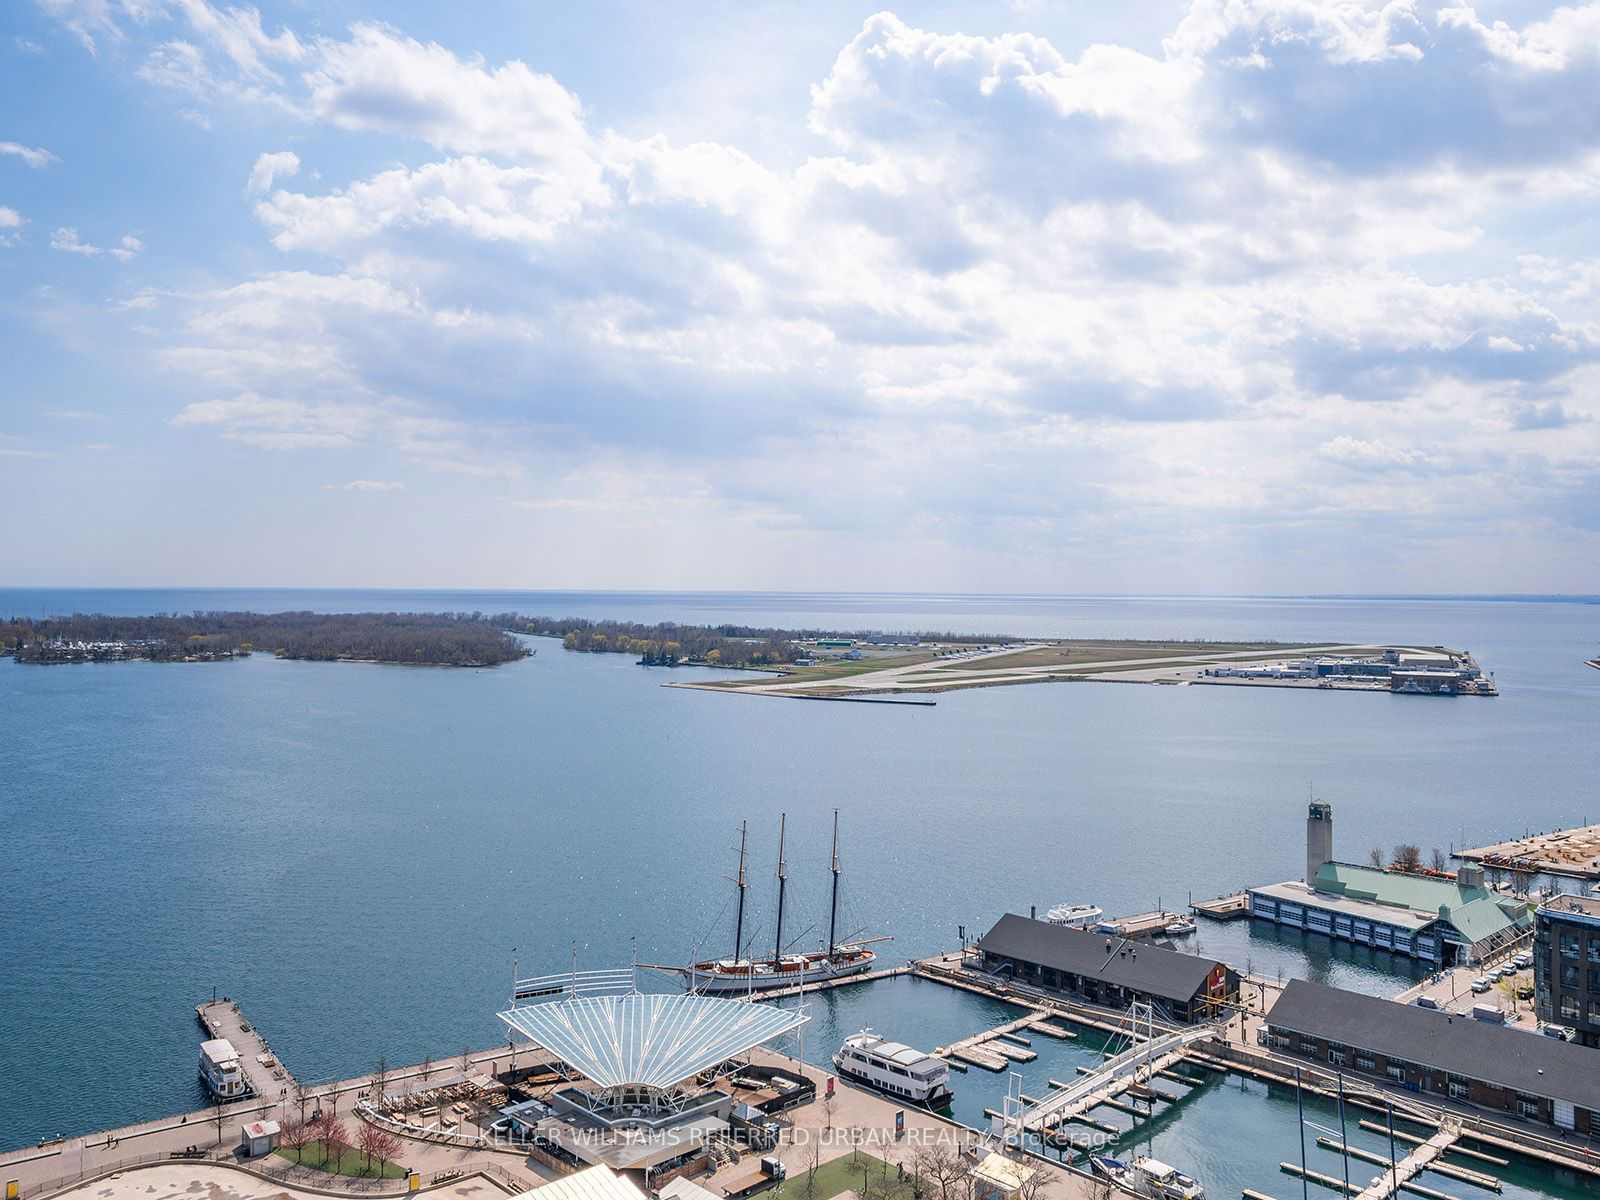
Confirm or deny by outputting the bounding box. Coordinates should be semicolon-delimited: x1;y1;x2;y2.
4;0;1600;591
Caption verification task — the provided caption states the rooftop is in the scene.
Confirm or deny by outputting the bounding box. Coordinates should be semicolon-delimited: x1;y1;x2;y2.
1538;894;1600;924
1267;979;1600;1111
497;972;807;1093
1311;862;1531;945
975;914;1226;1004
511;1165;647;1200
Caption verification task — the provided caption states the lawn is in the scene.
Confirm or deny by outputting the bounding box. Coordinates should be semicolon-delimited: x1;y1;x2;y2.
275;1141;408;1179
771;1151;917;1200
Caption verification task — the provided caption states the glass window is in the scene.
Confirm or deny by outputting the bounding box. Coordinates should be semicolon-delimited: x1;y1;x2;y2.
1356;1054;1376;1070
1562;964;1580;988
1561;995;1580;1020
1561;933;1581;958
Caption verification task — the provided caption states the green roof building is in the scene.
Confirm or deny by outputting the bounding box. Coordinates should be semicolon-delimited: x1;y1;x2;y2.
1250;804;1533;965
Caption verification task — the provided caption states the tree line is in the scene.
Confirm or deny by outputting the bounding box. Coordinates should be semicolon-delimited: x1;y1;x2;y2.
1;611;531;667
513;616;1015;668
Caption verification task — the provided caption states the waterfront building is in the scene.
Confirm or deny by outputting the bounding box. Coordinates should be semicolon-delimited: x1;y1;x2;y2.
1249;804;1532;964
1534;893;1600;1047
1266;979;1600;1134
973;913;1238;1022
495;968;811;1189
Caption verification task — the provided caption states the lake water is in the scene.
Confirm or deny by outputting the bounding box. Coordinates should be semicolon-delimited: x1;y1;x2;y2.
2;590;1598;1153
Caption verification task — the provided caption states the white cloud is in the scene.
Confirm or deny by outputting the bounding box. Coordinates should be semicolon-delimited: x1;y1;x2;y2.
246;149;299;195
0;205;21;246
50;226;99;255
52;227;144;258
0;142;59;168
38;0;1600;585
329;478;403;491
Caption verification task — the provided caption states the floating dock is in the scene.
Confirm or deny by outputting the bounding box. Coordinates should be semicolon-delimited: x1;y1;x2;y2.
1100;910;1194;939
1455;824;1600;881
1192;892;1252;920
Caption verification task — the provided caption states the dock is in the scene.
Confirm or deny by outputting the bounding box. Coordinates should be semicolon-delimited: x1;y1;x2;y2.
754;963;910;1000
1455;824;1600;881
1099;910;1194;939
1192;892;1252;920
937;1012;1049;1070
195;998;297;1098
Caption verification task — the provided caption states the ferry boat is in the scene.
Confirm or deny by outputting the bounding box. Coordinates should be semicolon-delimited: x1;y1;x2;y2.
1090;1156;1205;1200
199;1038;248;1100
832;1031;953;1108
1045;903;1103;930
676;812;885;994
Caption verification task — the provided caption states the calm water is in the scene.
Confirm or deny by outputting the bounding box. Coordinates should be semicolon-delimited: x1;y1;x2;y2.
2;590;1598;1153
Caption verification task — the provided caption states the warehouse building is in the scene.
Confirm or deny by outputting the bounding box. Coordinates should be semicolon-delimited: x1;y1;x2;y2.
1266;979;1600;1134
1249;803;1532;964
973;913;1238;1022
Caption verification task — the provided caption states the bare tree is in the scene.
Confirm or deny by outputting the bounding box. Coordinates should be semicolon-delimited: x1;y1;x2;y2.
370;1128;403;1175
461;1044;473;1074
912;1144;969;1200
1015;1165;1053;1200
1368;847;1384;868
1430;848;1449;873
371;1057;389;1110
421;1053;434;1081
213;1099;227;1146
1392;845;1423;873
323;1119;352;1174
280;1115;310;1164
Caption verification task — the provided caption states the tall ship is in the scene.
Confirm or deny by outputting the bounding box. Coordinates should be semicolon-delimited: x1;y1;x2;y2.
832;1030;953;1108
676;812;884;994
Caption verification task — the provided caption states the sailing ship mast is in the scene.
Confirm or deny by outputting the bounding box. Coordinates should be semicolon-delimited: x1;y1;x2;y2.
828;808;841;956
773;813;788;963
731;820;748;962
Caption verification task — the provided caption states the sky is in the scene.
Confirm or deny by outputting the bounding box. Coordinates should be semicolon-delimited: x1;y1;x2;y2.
4;0;1600;593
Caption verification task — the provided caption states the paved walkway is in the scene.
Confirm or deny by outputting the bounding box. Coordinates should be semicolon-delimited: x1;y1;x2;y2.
43;1162;519;1200
722;1051;1098;1200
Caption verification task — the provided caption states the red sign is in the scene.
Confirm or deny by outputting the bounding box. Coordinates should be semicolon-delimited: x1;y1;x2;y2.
826;1075;835;1097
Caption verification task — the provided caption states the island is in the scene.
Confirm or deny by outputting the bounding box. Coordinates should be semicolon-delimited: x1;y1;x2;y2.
517;618;1493;699
0;611;532;667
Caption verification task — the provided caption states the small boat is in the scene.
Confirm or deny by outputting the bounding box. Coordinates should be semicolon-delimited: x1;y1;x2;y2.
1166;916;1197;935
1045;903;1103;930
1586;658;1600;671
1091;1156;1206;1200
832;1031;953;1108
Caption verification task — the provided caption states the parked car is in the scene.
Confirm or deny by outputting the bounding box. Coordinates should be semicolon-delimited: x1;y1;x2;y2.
1541;1024;1576;1041
1514;952;1534;969
1414;995;1443;1010
1471;977;1492;993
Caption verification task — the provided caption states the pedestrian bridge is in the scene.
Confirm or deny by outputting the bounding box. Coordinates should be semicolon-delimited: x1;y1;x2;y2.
1000;1024;1220;1135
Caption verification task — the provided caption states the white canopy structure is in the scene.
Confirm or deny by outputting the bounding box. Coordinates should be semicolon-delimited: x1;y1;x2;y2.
497;968;807;1098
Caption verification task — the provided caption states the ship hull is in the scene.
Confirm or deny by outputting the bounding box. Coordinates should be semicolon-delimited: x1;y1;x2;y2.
685;952;876;993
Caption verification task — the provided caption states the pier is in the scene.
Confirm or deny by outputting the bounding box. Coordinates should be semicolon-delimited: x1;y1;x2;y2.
755;962;910;999
1455;824;1600;881
196;1000;297;1099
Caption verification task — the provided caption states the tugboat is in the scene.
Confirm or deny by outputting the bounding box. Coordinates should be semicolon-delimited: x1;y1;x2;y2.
832;1031;953;1108
1090;1156;1206;1200
673;812;886;994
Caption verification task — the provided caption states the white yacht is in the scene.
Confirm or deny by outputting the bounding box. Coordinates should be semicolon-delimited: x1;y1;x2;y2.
832;1031;953;1108
1045;903;1103;930
1091;1157;1205;1200
199;1038;248;1100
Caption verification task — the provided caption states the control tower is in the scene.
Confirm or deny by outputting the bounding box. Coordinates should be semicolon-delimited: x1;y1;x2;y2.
1307;801;1334;886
